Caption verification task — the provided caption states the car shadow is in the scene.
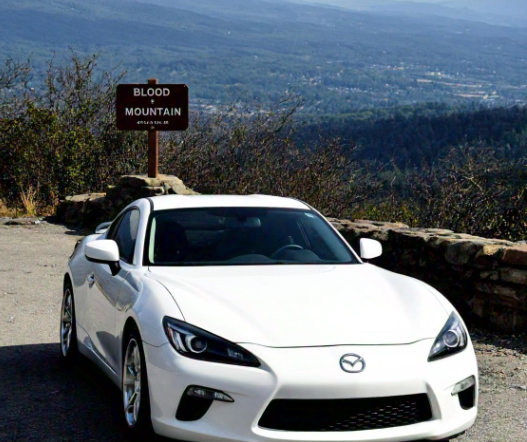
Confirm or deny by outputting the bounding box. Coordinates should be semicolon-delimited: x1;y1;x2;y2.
1;336;521;442
0;343;176;442
42;216;93;236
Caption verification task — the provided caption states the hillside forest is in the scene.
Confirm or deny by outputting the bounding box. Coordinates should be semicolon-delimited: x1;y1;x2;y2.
0;56;525;241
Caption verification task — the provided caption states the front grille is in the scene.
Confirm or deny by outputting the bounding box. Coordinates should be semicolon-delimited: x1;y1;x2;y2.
258;394;432;432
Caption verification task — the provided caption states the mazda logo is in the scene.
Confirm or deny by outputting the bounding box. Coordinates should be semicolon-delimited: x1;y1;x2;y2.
340;354;366;373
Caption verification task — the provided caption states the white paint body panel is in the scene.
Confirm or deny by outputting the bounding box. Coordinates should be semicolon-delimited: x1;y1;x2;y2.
85;239;119;262
359;238;382;260
147;264;448;347
150;194;309;211
147;340;477;442
66;195;478;442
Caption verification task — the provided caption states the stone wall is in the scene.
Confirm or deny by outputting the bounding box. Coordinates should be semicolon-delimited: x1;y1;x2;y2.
57;177;527;331
330;219;527;332
56;174;197;228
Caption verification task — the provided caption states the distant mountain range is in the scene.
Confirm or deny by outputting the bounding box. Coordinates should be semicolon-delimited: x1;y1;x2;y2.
294;0;527;28
0;0;525;113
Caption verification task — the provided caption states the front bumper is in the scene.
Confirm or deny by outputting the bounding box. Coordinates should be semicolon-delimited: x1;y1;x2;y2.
145;339;478;442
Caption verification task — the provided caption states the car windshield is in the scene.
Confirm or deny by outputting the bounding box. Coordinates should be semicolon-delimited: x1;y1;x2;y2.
146;207;359;266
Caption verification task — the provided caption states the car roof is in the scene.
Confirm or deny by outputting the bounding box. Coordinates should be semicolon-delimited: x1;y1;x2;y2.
148;194;311;212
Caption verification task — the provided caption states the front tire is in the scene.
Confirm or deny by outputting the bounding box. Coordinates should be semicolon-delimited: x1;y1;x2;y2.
60;283;78;361
122;329;153;439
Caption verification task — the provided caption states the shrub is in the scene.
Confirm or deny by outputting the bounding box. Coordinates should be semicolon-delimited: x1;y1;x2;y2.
0;55;147;212
0;54;525;241
162;98;384;217
355;146;527;240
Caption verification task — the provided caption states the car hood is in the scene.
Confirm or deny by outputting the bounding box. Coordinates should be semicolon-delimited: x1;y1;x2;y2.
148;264;449;347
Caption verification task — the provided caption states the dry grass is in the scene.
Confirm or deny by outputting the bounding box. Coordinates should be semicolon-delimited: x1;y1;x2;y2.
0;186;52;218
20;186;38;217
0;199;18;217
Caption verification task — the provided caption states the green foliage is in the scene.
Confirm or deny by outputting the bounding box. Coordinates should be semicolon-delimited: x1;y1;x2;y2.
0;54;525;241
162;98;383;217
354;146;527;240
0;55;383;218
299;104;527;167
0;56;147;211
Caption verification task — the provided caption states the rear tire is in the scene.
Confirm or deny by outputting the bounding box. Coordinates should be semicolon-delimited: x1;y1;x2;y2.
60;283;78;361
122;329;154;439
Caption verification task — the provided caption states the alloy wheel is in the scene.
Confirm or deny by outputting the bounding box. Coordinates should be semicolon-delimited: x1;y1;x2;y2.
60;289;74;357
123;338;142;428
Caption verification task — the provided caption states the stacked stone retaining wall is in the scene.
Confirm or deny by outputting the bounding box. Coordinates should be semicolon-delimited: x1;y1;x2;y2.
331;219;527;331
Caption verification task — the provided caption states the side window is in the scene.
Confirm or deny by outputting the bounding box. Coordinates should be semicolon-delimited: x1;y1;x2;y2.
106;216;122;240
111;210;140;263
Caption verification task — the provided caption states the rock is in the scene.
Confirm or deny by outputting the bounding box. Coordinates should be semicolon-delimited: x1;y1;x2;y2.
474;245;506;266
332;220;387;242
119;175;162;188
167;184;198;195
445;241;486;266
428;235;459;250
391;230;431;253
501;268;527;286
355;220;409;229
470;295;486;318
57;193;108;226
66;193;106;203
144;186;165;197
164;176;199;195
475;282;520;299
117;174;198;198
2;218;41;226
67;194;91;203
56;174;199;228
480;270;499;281
422;228;454;235
502;245;527;267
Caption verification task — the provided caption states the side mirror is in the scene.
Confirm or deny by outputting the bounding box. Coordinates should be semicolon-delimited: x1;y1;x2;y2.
360;238;382;260
95;221;112;234
85;240;120;275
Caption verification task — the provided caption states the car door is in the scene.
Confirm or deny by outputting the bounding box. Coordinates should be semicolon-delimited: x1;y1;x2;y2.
86;208;140;373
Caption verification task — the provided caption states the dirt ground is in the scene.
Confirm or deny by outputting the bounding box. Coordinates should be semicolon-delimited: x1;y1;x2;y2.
0;222;526;442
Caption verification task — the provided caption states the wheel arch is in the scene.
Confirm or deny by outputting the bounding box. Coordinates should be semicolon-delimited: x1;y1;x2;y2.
120;314;153;435
122;316;140;350
63;273;73;291
119;316;141;383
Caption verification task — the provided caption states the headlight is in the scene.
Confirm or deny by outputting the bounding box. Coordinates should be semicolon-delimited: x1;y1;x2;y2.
428;311;468;362
163;317;260;367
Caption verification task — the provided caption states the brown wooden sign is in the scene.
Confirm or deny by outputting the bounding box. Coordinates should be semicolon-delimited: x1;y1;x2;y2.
116;83;189;131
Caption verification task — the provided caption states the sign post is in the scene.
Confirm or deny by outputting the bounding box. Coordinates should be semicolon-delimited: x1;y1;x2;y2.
116;79;189;178
147;78;159;178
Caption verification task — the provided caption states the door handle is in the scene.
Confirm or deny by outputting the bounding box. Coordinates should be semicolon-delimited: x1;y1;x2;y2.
87;273;96;287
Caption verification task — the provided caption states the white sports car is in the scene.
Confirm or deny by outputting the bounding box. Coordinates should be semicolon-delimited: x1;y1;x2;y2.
62;195;478;442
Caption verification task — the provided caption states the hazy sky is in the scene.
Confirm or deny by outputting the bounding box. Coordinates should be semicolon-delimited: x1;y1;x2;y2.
306;1;470;3
311;0;447;2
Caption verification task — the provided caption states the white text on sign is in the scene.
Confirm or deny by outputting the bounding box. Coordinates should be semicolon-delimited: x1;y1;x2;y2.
134;88;171;97
125;108;182;117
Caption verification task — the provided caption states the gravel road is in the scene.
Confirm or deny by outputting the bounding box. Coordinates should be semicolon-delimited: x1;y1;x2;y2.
0;222;526;442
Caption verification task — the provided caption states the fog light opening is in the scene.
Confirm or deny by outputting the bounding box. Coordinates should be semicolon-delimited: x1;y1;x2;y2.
187;386;234;403
451;376;475;396
452;376;476;410
176;386;234;422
